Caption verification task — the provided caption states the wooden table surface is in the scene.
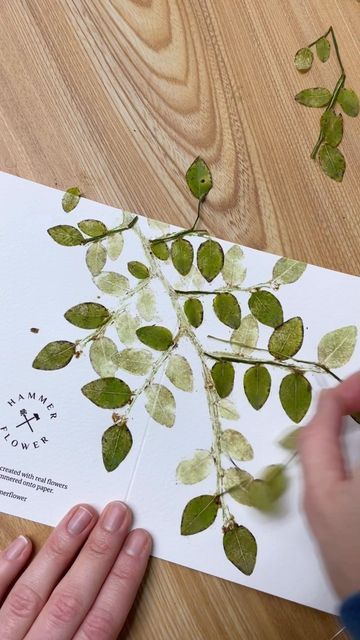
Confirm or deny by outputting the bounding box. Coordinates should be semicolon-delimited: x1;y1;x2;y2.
1;1;359;638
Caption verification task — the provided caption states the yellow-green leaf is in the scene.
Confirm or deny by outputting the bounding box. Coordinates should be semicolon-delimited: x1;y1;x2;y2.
224;468;253;505
272;257;307;284
268;317;304;360
320;110;343;147
33;340;75;370
166;354;193;392
114;348;153;376
184;298;203;328
317;326;357;368
222;245;246;286
197;239;224;283
295;87;332;108
176;450;213;484
248;290;283;328
86;242;107;276
294;47;313;72
48;225;84;246
64;302;109;329
185;157;213;200
127;261;150;280
213;293;241;329
249;465;288;511
181;495;218;535
171;238;194;276
316;37;330;63
145;383;175;427
279;373;312;423
243;365;271;410
231;314;259;357
62;186;81;212
90;337;118;377
78;219;107;236
221;429;253;461
337;87;360;117
102;421;132;472
82;377;132;409
94;272;130;296
136;288;157;322
278;427;303;451
136;325;173;351
319;144;346;182
151;240;169;261
211;361;235;398
223;524;257;576
107;233;124;261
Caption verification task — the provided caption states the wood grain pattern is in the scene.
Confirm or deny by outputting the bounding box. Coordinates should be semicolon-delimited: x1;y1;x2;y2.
0;0;358;637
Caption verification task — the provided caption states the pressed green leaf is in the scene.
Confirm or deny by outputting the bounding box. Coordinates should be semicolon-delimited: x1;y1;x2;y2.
145;383;175;427
62;186;81;212
231;314;259;357
222;245;246;286
213;293;241;329
102;421;132;472
248;480;273;511
185;157;213;200
115;312;140;345
82;377;131;409
86;242;107;276
184;298;203;328
250;465;288;511
319;144;346;182
197;239;224;283
295;87;332;108
224;468;253;505
136;288;157;322
94;272;130;296
268;317;304;360
337;87;360;117
78;219;107;236
316;37;331;62
320;110;343;147
89;337;118;377
107;233;124;261
114;348;153;375
64;302;109;329
243;365;271;410
223;525;257;576
151;240;169;261
171;238;194;276
279;373;312;423
127;261;150;280
136;325;173;351
176;450;213;484
221;429;253;461
33;340;75;370
181;495;218;535
166;354;193;392
317;326;357;368
192;267;206;288
248;290;283;328
211;361;235;399
272;257;307;284
218;398;240;421
279;427;303;451
48;225;84;246
294;47;313;72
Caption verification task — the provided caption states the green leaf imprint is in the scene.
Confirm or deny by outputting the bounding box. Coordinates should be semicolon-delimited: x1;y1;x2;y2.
181;495;218;535
62;186;81;212
337;87;360;117
221;429;254;461
82;377;132;409
272;257;307;284
145;384;176;427
127;261;150;280
78;219;107;236
166;354;193;392
248;290;283;328
86;242;107;276
176;450;213;484
90;337;118;377
224;468;253;505
171;238;194;276
185;157;213;200
136;288;157;322
136;325;173;351
268;317;304;360
279;373;312;423
222;245;246;286
32;341;75;370
295;87;332;108
319;144;346;182
278;427;303;451
320;110;343;147
102;421;133;472
197;239;224;283
184;298;203;328
213;293;241;329
317;325;357;368
294;47;313;72
211;361;235;399
218;398;240;421
107;233;124;261
231;314;259;357
114;348;153;375
223;524;257;576
316;37;331;63
151;240;169;261
115;312;140;346
64;302;110;329
93;272;130;296
48;225;84;246
243;365;271;410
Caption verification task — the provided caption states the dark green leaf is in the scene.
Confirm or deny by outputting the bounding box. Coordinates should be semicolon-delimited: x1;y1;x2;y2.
294;47;313;72
185;157;213;200
127;261;150;280
197;239;224;282
151;241;169;260
82;377;132;409
136;325;173;351
171;238;194;276
48;225;84;246
32;340;75;370
279;373;312;423
78;219;107;236
213;293;241;329
64;302;110;329
211;361;235;398
243;365;271;410
316;37;331;62
337;87;360;117
279;427;303;451
268;317;304;360
223;524;257;576
184;298;203;328
295;87;332;108
62;186;81;212
102;421;132;472
180;495;219;535
320;110;343;147
248;290;283;328
319;144;346;182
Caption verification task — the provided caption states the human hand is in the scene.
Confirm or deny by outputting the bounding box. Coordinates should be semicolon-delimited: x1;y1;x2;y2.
299;372;360;600
0;501;151;639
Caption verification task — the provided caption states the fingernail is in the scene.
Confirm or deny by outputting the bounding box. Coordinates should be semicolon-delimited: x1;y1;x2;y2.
5;535;29;560
102;501;128;533
124;529;151;557
67;506;94;535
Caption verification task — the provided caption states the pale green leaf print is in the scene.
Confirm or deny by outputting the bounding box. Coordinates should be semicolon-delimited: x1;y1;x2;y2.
317;326;357;368
147;218;170;232
136;288;157;322
115;312;140;346
114;348;153;375
107;233;124;261
231;315;259;357
224;468;253;505
86;242;107;276
221;429;253;461
278;427;303;451
166;354;193;392
145;384;176;427
62;186;81;212
222;245;246;286
218;398;240;421
89;337;118;377
176;450;213;484
272;257;307;284
94;272;130;296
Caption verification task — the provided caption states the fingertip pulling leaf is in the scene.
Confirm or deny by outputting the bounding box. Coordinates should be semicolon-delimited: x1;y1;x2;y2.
176;450;213;484
185;157;213;200
213;293;241;329
317;326;357;368
171;238;194;276
166;354;193;392
248;291;283;328
82;378;131;409
272;257;307;284
127;261;150;280
224;468;253;505
268;317;304;360
48;225;84;246
102;421;132;472
136;325;173;351
184;298;203;328
86;242;107;276
62;186;81;212
316;37;331;63
33;340;75;370
211;361;235;398
151;240;169;261
295;87;332;108
223;524;257;576
279;373;312;423
243;365;271;410
197;240;224;282
78;219;107;236
90;337;118;377
337;87;360;117
222;245;246;286
94;272;130;296
145;384;175;427
64;302;109;329
231;315;259;357
319;144;346;182
221;429;253;461
294;47;313;72
181;495;218;535
320;110;343;147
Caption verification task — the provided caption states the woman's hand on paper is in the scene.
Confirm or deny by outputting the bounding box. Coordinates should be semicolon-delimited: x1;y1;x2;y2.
0;501;151;639
299;372;360;600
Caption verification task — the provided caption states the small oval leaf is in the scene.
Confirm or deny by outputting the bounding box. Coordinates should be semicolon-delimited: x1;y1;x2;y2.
211;361;235;398
127;261;150;280
94;272;130;296
78;219;107;236
213;293;241;329
218;398;240;421
90;337;118;377
64;302;109;329
231;314;259;357
136;325;173;351
176;450;213;484
32;340;75;370
166;354;193;392
184;298;203;328
316;37;330;63
185;157;213;200
278;427;303;451
62;186;81;212
320;110;343;147
107;233;124;261
181;495;218;535
222;245;246;286
114;348;153;375
319;144;346;182
248;290;283;328
250;465;288;511
136;288;157;322
145;384;175;427
243;365;271;410
268;317;304;360
102;421;133;472
294;47;313;72
272;257;307;284
48;225;84;246
197;239;224;283
86;242;107;276
295;87;332;108
337;87;360;117
279;373;312;423
317;326;357;368
151;240;169;261
171;238;194;276
221;429;253;461
224;468;253;505
115;312;140;346
82;377;132;409
223;524;257;576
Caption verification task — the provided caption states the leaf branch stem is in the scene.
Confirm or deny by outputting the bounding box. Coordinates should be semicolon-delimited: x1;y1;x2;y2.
174;282;273;296
82;216;138;245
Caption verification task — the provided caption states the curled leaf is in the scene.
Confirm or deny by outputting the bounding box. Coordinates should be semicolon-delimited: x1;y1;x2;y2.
145;384;176;427
221;429;253;461
317;326;357;368
223;524;257;576
272;257;307;284
243;365;271;410
319;144;346;182
181;495;218;535
231;314;259;357
94;272;130;296
171;238;194;276
213;293;241;329
316;37;330;63
127;261;150;280
136;325;173;351
114;348;153;376
184;298;203;328
248;290;283;328
62;186;81;212
279;373;312;423
222;245;246;286
185;157;213;200
78;219;107;236
320;110;343;147
295;87;332;108
64;302;109;329
294;47;313;72
197;239;224;282
166;354;193;392
211;361;235;398
337;87;360;117
176;450;213;484
86;242;107;276
90;337;118;377
33;341;75;370
102;421;132;472
48;225;84;246
82;377;132;409
268;317;304;360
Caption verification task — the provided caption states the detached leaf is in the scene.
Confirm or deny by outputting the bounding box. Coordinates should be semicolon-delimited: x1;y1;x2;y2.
249;465;288;511
231;314;259;357
171;238;194;276
136;325;173;351
272;257;307;284
319;144;346;182
78;219;107;236
107;233;124;261
224;468;253;505
90;337;118;377
280;373;312;423
185;157;213;200
181;495;218;535
166;354;193;392
268;317;304;360
102;421;132;472
295;87;332;108
115;312;140;346
316;37;331;62
145;384;175;427
222;245;246;286
197;239;224;282
48;225;84;246
223;525;257;576
294;47;313;72
82;377;131;409
127;261;150;280
176;450;213;484
151;240;169;261
137;288;157;322
320;110;343;147
86;242;107;276
248;290;283;328
317;326;357;368
33;340;75;370
64;302;109;329
62;186;81;212
184;298;203;328
337;87;360;117
221;429;253;461
94;272;130;296
218;398;240;421
244;365;271;410
114;348;153;376
279;427;303;451
213;293;241;329
211;361;235;398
